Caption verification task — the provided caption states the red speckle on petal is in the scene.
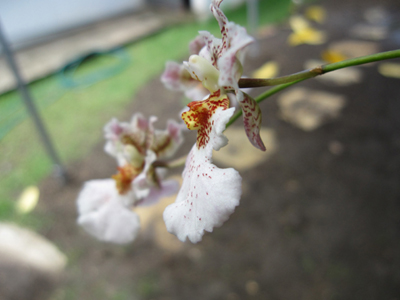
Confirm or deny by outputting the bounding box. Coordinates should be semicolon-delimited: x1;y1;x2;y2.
182;91;229;149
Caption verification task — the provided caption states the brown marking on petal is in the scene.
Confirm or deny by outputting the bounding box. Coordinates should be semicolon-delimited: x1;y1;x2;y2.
239;93;266;151
121;134;146;155
181;90;229;149
151;135;172;157
112;164;142;194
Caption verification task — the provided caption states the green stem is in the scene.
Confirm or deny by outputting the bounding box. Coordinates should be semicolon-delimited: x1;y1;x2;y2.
238;69;320;87
238;49;400;88
229;49;400;128
322;49;400;72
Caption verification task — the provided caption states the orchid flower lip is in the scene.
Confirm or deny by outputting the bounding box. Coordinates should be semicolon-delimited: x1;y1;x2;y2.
164;107;242;243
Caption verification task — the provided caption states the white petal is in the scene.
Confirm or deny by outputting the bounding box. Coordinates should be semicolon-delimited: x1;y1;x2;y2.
77;179;116;215
151;119;184;159
76;179;140;244
199;31;222;67
161;61;209;101
161;61;196;91
189;35;206;55
207;107;236;154
103;113;148;163
131;150;157;200
217;22;254;91
163;144;241;243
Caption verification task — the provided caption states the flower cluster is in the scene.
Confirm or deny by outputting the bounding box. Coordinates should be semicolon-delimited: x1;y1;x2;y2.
76;114;183;244
161;0;266;242
76;0;265;244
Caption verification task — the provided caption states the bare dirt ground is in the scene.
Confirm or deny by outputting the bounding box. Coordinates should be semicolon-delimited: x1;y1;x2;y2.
35;0;400;299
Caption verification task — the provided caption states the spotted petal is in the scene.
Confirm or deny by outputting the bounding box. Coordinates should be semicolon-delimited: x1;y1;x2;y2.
217;22;255;91
161;61;209;101
237;91;266;151
181;90;230;150
210;0;228;55
77;179;140;244
104;113;149;166
163;107;242;243
150;119;184;159
198;31;222;68
189;35;206;55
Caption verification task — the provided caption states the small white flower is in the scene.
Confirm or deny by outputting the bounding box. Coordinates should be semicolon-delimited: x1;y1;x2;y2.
77;114;183;244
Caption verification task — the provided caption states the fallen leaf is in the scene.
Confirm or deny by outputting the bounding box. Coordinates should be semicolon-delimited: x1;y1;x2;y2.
252;61;279;78
16;186;39;214
378;63;400;79
289;15;309;32
321;50;348;63
305;6;327;23
288;28;326;46
288;15;326;46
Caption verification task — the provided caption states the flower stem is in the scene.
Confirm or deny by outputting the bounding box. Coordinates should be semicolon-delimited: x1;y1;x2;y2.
238;49;400;88
228;49;400;128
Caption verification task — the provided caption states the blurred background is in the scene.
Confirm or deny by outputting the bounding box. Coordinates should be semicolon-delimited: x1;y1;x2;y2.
1;0;400;299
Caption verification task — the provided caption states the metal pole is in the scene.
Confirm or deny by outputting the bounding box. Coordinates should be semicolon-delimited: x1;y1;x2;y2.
247;0;260;57
247;0;259;36
0;20;67;182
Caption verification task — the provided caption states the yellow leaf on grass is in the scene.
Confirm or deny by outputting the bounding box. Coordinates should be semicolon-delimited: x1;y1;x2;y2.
288;15;326;46
305;6;327;23
289;15;309;32
16;186;39;214
288;28;326;46
378;63;400;79
321;50;348;63
252;61;279;78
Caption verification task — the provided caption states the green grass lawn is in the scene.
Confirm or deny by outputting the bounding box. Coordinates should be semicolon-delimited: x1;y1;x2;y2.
0;0;293;221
